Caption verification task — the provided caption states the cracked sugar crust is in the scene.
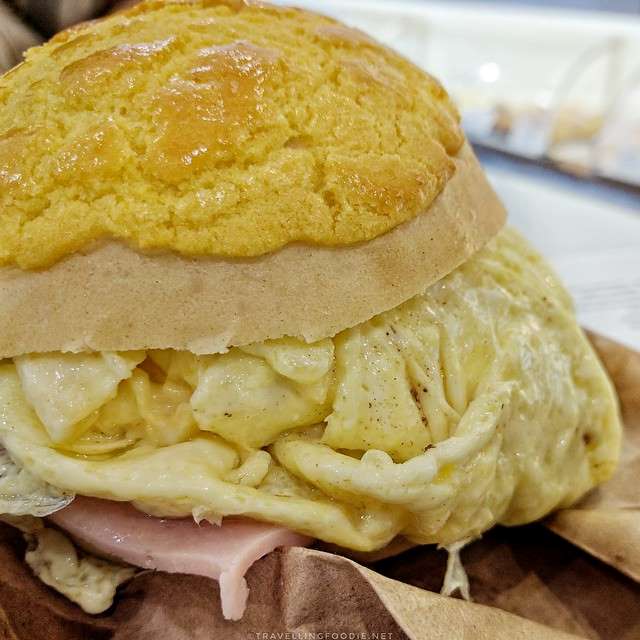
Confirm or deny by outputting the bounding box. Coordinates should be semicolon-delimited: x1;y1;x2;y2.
0;0;463;269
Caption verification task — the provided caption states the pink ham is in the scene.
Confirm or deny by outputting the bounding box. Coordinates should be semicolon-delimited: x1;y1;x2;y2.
49;497;312;620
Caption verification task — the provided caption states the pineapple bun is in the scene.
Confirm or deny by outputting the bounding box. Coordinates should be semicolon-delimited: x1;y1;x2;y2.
0;0;505;357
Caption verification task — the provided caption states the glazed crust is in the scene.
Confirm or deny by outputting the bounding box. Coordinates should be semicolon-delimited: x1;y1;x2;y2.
0;0;464;269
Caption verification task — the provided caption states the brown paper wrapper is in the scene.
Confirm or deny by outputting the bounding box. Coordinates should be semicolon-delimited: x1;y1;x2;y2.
0;334;638;640
547;333;640;584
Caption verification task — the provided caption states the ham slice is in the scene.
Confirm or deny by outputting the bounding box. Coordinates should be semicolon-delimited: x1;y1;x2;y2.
49;497;312;620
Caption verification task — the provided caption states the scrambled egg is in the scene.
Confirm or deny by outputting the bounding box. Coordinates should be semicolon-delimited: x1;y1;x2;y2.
0;448;72;516
0;453;131;613
25;527;135;614
0;229;621;551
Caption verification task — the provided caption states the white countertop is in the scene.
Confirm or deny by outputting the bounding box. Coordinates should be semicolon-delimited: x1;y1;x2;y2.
481;151;640;350
274;0;640;350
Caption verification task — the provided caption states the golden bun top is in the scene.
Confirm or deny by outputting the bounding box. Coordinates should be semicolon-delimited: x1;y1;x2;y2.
0;143;506;357
0;0;463;269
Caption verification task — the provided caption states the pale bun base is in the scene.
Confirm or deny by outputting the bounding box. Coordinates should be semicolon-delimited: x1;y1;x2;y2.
0;143;505;358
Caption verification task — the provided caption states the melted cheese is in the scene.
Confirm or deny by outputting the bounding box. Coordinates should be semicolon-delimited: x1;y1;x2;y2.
0;229;621;551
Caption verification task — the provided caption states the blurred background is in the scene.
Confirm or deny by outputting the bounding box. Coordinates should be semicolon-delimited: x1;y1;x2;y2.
1;0;639;348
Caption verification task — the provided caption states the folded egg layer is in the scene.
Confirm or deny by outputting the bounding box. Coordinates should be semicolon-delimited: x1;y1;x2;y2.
0;228;621;551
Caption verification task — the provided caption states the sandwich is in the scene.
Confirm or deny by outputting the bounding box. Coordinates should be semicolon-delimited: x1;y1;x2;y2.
0;0;621;621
